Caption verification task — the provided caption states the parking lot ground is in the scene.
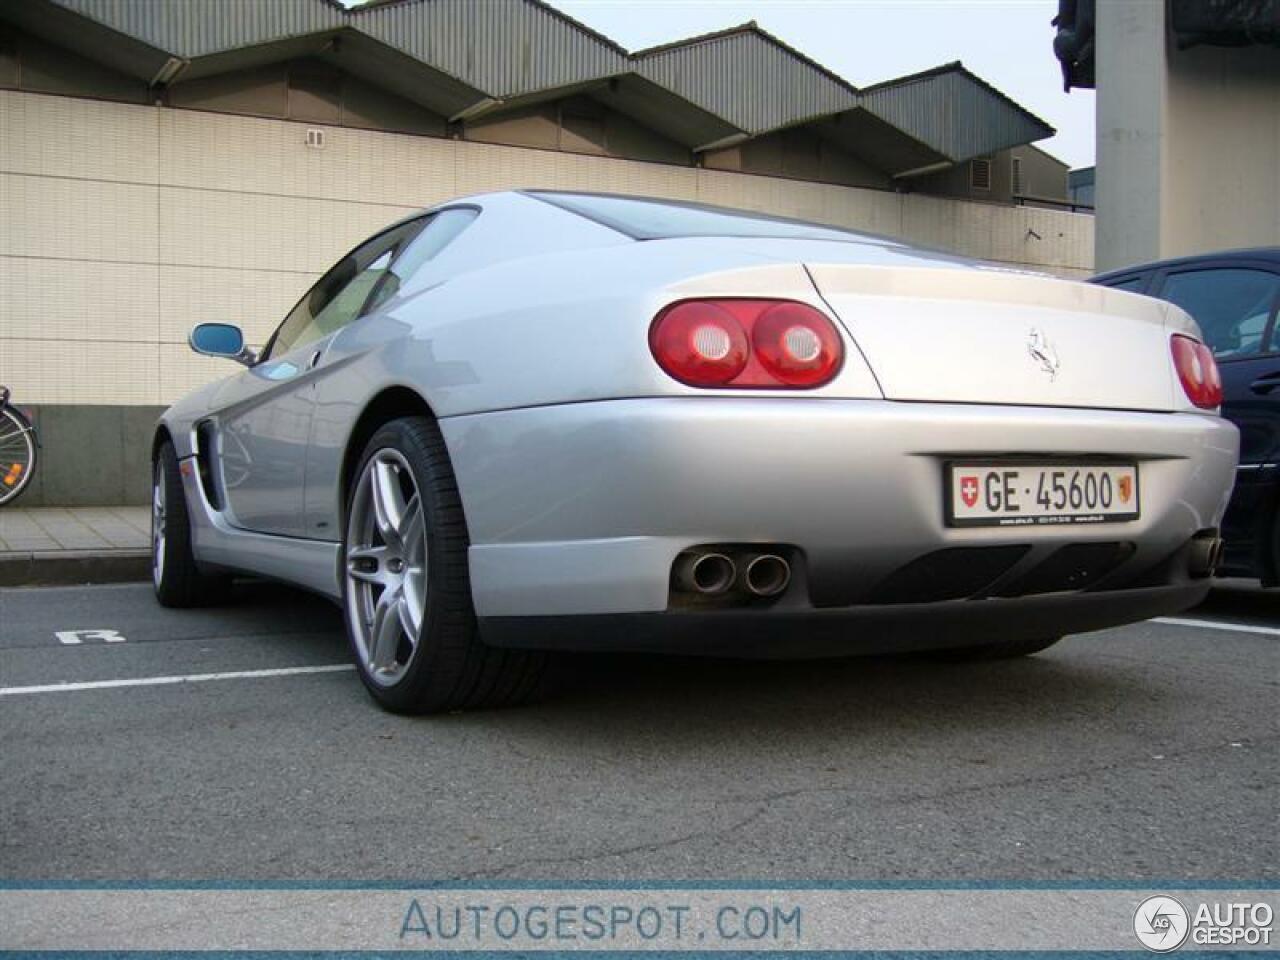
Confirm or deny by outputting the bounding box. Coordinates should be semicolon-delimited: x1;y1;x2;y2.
0;580;1275;882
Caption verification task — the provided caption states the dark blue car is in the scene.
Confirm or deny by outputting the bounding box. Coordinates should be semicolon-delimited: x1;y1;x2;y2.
1093;249;1280;584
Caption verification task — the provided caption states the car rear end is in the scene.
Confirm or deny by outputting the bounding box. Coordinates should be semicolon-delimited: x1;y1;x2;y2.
436;230;1238;656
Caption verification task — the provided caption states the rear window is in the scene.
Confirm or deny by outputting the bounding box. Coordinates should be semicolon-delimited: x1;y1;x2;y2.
528;191;894;245
1101;275;1147;294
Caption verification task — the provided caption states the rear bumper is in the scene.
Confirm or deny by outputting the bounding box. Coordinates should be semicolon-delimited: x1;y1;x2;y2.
440;397;1237;633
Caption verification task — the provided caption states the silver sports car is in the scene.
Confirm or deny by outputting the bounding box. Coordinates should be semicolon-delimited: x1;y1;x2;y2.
154;191;1239;713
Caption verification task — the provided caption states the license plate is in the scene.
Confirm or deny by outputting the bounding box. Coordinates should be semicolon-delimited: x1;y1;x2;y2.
946;463;1140;527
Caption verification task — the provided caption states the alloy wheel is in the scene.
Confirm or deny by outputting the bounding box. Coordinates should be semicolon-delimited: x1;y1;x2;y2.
151;462;166;586
345;449;428;686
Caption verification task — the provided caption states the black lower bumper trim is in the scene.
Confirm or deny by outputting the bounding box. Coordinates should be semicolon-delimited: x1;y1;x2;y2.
477;581;1210;658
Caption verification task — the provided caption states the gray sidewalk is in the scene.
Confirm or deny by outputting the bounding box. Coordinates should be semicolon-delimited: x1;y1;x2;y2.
0;507;151;586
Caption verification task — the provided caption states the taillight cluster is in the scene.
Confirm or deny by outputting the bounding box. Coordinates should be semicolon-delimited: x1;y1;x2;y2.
1170;334;1223;409
649;299;843;388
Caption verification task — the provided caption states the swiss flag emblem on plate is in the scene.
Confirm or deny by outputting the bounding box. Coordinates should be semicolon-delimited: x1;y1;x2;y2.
960;475;979;507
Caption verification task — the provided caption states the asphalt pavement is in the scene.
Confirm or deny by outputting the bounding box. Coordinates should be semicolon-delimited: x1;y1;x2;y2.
0;580;1275;882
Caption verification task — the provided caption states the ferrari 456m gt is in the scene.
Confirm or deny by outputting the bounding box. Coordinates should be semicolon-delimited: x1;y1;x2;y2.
153;191;1239;712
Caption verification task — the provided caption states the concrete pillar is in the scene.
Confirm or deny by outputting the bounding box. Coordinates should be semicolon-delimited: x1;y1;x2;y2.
1095;0;1280;272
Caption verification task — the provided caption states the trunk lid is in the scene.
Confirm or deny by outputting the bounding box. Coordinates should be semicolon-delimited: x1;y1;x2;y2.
808;263;1185;412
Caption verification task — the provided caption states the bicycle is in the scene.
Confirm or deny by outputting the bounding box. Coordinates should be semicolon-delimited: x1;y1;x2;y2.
0;385;37;506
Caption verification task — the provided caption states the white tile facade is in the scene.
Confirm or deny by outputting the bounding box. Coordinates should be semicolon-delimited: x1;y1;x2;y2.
0;90;1095;405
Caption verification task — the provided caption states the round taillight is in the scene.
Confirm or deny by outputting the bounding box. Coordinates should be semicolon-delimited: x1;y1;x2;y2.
751;302;844;387
1170;334;1223;409
649;301;749;386
649;298;844;389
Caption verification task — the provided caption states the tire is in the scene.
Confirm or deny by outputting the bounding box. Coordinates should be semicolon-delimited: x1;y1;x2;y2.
0;406;37;506
933;635;1063;661
152;440;231;607
341;416;546;714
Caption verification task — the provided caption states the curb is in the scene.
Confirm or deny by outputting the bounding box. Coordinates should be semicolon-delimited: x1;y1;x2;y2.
0;550;151;587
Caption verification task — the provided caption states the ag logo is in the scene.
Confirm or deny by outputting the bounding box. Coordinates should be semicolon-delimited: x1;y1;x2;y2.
1134;895;1190;952
1118;475;1133;504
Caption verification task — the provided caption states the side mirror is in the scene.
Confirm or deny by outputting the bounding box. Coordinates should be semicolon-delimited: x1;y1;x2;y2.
189;323;256;366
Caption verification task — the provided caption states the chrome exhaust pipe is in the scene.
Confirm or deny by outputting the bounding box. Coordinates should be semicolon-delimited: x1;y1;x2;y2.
673;551;736;595
740;553;791;598
1188;536;1224;578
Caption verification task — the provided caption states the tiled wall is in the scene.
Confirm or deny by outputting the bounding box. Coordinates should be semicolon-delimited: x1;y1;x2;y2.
0;89;1095;406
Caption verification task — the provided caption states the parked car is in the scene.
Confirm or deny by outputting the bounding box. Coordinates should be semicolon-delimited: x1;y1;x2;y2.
154;191;1238;713
1093;249;1280;584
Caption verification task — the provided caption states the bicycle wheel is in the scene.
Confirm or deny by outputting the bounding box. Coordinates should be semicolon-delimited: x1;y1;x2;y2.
0;406;37;506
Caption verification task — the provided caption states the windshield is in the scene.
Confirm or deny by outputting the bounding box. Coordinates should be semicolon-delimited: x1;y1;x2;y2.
528;191;898;245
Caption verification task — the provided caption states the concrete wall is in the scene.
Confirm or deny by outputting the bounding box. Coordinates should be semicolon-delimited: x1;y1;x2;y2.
167;57;449;138
1161;45;1280;258
466;95;690;166
1096;0;1280;271
10;405;162;507
703;127;894;190
1011;145;1070;202
913;145;1069;205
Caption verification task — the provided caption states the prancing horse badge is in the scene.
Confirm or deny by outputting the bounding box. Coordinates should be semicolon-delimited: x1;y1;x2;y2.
1027;328;1060;380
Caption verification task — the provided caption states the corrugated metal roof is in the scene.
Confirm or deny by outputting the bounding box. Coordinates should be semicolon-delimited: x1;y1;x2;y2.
353;0;627;97
861;62;1055;162
635;23;855;134
457;71;744;149
49;0;346;57
27;1;1055;163
47;0;628;96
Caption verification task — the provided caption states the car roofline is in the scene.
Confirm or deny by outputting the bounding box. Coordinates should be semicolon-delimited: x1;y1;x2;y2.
1094;247;1280;281
520;188;909;248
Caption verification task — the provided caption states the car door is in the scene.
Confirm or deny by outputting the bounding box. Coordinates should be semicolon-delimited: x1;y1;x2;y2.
1152;262;1280;569
210;216;428;537
1152;263;1280;467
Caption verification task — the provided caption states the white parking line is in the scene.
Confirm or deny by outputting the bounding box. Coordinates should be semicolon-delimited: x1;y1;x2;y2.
0;664;355;697
1152;617;1280;637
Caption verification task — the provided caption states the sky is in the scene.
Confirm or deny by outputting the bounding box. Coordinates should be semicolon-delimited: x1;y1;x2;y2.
544;0;1096;169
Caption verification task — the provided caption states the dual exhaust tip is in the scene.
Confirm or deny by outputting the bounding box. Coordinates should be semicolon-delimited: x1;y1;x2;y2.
1188;534;1224;579
673;550;792;598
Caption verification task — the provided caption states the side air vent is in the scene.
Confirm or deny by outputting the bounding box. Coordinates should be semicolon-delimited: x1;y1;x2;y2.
194;420;221;510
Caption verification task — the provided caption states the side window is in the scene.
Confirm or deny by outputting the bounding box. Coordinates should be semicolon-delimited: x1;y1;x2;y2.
1159;268;1280;360
362;208;479;315
265;217;427;360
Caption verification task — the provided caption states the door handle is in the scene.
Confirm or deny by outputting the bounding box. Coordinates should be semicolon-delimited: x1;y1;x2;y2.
308;349;323;370
1249;372;1280;394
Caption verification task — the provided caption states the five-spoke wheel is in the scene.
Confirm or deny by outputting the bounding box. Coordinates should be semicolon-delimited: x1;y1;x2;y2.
345;449;428;686
340;416;546;713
